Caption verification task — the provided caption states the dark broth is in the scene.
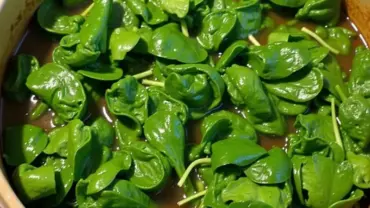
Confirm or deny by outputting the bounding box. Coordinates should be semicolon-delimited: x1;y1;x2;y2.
2;8;369;208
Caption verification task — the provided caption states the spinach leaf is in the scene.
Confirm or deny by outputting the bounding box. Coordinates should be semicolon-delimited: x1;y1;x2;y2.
90;117;115;147
44;126;69;158
126;0;168;25
67;120;95;181
211;138;267;171
263;67;324;103
164;64;225;119
267;25;308;44
109;28;140;61
124;141;171;191
42;157;73;207
291;114;342;159
26;63;87;122
148;86;189;124
329;189;364;208
226;0;263;40
295;155;353;208
348;48;370;98
37;0;84;35
315;26;356;55
244;147;292;184
3;125;48;166
216;40;248;71
160;0;189;18
296;0;341;26
114;118;142;148
318;55;347;101
248;42;312;80
76;179;157;207
149;23;208;63
276;97;308;116
143;112;194;194
269;0;307;8
12;164;56;204
244;94;287;136
190;110;257;160
223;64;272;116
63;0;88;7
3;54;39;102
196;10;237;51
77;60;124;81
338;95;370;150
221;177;292;208
106;76;149;124
53;0;111;67
85;151;132;195
347;152;370;189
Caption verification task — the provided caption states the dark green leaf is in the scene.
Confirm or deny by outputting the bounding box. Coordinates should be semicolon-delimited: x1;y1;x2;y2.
348;48;370;98
109;28;140;61
296;0;341;26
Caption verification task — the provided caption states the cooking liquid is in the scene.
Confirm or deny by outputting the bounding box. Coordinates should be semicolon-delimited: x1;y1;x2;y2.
1;7;369;208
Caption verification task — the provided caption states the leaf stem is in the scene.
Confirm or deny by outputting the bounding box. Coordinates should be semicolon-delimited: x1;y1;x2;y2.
133;69;153;80
30;102;49;121
142;79;165;87
177;190;207;206
301;27;340;55
331;98;344;149
181;19;189;37
81;3;94;17
248;35;261;46
335;85;348;102
178;158;211;187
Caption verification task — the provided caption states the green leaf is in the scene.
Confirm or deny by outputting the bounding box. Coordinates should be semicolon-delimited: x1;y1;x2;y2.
67;120;94;181
149;23;208;64
37;0;84;35
160;0;189;18
267;25;308;44
248;42;312;80
109;28;141;61
296;0;341;26
269;0;307;8
126;0;168;25
315;26;356;55
90;117;115;147
3;54;39;102
329;189;364;208
44;126;69;157
86;151;132;195
190;110;257;160
114;118;142;147
3;125;48;166
148;86;189;124
26;63;87;122
338;95;370;150
12;164;56;204
216;40;248;71
276;97;308;116
244;147;292;184
53;0;111;67
164;64;225;119
97;180;157;208
348;48;370;98
221;178;292;208
77;61;124;81
264;67;324;103
211;138;267;171
299;155;353;208
125;141;171;191
347;152;370;189
106;76;149;124
196;10;237;51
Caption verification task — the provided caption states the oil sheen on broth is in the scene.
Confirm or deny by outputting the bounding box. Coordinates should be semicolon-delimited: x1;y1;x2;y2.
1;9;368;208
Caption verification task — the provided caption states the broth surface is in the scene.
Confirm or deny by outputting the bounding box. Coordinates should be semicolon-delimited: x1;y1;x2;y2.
2;8;369;208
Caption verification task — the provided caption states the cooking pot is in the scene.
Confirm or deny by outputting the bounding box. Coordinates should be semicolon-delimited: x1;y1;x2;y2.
0;0;369;207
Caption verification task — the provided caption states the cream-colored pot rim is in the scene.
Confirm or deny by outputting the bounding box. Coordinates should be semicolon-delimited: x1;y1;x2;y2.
0;0;369;208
